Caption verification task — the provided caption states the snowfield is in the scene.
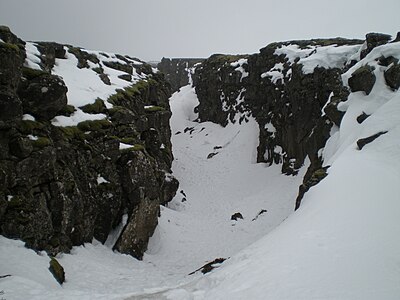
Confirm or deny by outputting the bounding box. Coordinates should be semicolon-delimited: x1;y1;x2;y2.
1;41;400;299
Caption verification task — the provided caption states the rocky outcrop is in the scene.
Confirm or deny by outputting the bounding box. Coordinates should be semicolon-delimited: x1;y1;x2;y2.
0;26;178;259
158;58;204;92
192;32;399;209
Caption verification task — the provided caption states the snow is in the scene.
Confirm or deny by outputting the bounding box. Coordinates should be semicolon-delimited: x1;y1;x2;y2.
51;110;107;127
261;63;285;83
27;134;38;141
275;43;361;74
230;58;249;81
50;47;147;127
22;114;35;121
24;42;42;70
119;142;134;150
97;175;109;184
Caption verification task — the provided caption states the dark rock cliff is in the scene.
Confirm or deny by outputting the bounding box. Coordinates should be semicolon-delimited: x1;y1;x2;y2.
192;33;399;209
158;58;204;92
0;26;178;259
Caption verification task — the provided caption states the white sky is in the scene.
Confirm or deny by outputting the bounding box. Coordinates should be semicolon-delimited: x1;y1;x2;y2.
0;0;399;61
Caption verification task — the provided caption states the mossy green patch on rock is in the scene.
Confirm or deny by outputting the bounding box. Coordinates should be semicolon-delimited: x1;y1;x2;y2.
31;137;51;149
58;104;76;117
77;119;112;131
0;41;20;52
92;67;104;74
57;126;85;140
17;120;46;134
80;98;106;114
21;67;48;80
49;257;65;285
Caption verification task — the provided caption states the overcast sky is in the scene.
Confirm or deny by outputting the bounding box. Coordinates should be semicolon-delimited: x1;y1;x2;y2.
1;0;399;61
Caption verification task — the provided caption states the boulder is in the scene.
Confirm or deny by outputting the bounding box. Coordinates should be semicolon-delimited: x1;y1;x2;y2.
114;197;160;259
361;32;392;59
348;65;376;95
384;63;400;90
49;258;65;285
18;72;68;120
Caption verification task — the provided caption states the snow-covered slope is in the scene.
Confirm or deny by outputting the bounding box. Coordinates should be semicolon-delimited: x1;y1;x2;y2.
158;43;400;299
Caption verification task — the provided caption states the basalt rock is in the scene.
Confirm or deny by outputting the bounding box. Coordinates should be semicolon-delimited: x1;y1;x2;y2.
191;36;372;208
18;73;68;120
0;28;178;259
384;62;400;90
360;32;392;59
348;65;376;95
158;58;204;92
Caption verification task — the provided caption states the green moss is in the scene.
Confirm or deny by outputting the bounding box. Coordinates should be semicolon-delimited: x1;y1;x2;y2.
31;137;51;149
352;65;375;76
80;98;106;114
92;67;103;74
144;105;165;112
58;104;76;116
77;119;112;131
107;80;152;105
103;61;132;74
311;168;328;180
58;126;85;140
49;257;65;285
0;41;20;52
22;67;47;80
119;137;136;144
17;120;46;134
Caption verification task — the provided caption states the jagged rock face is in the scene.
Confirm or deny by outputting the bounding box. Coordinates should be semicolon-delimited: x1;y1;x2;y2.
192;32;399;209
158;58;204;92
0;28;178;258
193;38;363;175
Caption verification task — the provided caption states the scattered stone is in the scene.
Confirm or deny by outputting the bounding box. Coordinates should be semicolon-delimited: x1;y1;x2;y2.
356;112;370;124
180;190;187;197
207;152;218;159
188;258;227;275
357;131;388;150
184;126;194;134
384;63;400;90
361;32;392;59
49;257;65;285
295;167;329;210
348;65;376;95
252;209;267;221
231;212;243;221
